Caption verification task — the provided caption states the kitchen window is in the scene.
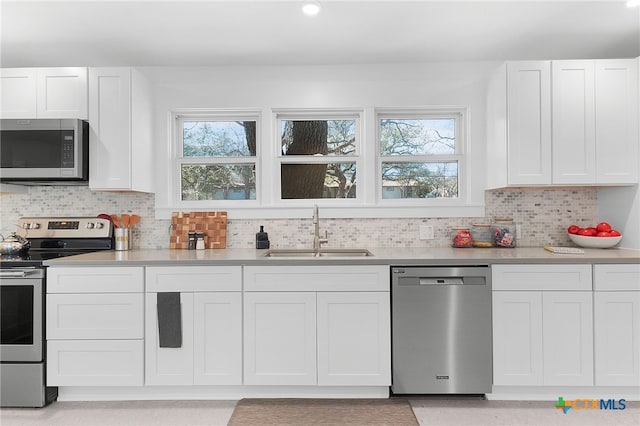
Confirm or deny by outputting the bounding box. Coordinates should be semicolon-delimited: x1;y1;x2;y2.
275;110;361;200
167;107;477;218
377;109;465;203
175;112;259;202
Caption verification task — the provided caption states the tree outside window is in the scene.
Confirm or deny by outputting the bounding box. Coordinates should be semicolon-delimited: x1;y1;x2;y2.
179;118;257;201
378;114;463;200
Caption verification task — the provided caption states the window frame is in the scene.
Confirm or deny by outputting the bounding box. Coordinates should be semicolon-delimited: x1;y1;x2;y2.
375;107;468;206
173;110;261;207
163;106;479;219
271;108;365;207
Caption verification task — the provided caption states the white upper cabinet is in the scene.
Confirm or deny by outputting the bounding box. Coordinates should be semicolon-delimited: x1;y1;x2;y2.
506;61;552;185
488;59;639;187
552;60;596;184
594;59;639;184
1;67;87;119
88;67;153;192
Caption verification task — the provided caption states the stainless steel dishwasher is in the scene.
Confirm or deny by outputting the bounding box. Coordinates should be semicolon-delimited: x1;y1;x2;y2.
391;266;492;395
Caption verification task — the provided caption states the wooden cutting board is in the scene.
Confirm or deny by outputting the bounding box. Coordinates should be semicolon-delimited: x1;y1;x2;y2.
169;211;227;249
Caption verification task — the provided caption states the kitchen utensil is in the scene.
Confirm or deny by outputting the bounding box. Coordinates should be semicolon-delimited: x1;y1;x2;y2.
129;214;140;228
0;233;31;255
121;214;131;228
111;214;121;228
568;233;622;248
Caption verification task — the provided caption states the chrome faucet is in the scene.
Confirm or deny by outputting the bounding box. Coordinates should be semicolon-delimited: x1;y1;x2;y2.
312;204;328;251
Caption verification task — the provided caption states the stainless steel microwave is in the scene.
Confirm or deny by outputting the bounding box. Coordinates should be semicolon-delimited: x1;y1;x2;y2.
0;119;89;184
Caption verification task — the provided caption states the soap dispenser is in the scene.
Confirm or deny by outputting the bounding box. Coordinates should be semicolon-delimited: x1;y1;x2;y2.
256;225;270;249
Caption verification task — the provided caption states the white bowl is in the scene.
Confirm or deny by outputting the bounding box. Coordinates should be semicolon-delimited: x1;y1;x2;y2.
568;233;622;248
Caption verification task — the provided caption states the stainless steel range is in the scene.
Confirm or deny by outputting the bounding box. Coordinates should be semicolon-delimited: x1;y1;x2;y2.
0;217;113;407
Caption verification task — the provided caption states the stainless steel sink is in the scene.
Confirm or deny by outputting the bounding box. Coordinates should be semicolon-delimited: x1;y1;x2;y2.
262;248;373;258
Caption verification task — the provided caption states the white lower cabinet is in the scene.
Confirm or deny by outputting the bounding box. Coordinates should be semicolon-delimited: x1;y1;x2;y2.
492;264;593;387
244;292;317;385
47;340;143;386
144;266;242;386
593;264;640;386
317;292;390;386
541;291;593;386
46;267;144;386
243;265;391;387
492;291;543;385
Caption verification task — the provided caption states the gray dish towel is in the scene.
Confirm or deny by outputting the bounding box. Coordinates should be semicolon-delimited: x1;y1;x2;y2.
157;292;182;348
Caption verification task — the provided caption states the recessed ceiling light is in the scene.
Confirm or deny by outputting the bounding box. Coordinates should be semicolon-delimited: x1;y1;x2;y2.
627;0;640;7
302;0;321;16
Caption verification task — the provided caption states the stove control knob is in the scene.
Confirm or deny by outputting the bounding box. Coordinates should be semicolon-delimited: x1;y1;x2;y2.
95;222;105;229
86;222;95;229
30;223;41;229
22;223;30;229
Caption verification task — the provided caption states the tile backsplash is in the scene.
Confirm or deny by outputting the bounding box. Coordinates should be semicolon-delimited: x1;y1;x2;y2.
0;187;597;248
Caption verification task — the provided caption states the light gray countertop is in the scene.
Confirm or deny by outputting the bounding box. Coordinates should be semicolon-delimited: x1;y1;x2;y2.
44;246;640;267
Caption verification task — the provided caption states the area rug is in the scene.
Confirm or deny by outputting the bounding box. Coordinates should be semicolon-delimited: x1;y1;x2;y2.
227;398;419;425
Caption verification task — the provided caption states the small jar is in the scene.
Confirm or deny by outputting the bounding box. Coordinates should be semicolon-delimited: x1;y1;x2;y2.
471;223;493;248
451;226;473;248
492;217;517;248
195;232;205;250
188;232;197;250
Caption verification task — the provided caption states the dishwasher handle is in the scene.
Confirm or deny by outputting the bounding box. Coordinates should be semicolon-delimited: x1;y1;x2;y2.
419;277;464;285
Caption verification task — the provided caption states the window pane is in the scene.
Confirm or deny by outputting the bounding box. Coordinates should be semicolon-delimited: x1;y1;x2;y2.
381;162;458;199
181;164;256;200
281;163;356;199
380;118;455;155
281;120;356;156
183;121;255;157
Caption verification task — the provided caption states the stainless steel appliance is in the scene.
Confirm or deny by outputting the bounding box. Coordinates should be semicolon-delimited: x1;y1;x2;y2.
0;119;89;184
0;217;113;407
391;266;492;395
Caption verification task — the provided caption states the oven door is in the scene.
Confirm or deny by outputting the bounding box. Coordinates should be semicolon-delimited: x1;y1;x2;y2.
0;268;44;362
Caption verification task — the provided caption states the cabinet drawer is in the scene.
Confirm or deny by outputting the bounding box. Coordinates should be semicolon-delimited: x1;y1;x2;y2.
47;267;143;293
244;265;390;291
492;264;592;291
594;264;640;291
146;266;241;292
47;293;143;339
47;340;143;386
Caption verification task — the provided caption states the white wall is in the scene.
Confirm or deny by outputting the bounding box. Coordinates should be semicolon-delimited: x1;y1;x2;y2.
598;185;640;250
143;62;499;219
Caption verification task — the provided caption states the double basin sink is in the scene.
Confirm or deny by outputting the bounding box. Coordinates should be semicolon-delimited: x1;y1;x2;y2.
262;248;373;258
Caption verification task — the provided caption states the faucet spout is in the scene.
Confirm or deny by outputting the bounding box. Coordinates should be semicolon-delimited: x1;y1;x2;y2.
312;204;328;251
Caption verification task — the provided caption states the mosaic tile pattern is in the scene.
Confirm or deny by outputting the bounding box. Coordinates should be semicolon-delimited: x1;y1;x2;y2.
0;187;598;249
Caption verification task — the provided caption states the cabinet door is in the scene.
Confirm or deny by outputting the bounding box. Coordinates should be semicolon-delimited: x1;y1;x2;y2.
552;60;596;184
244;292;316;385
507;61;552;185
88;67;132;190
36;67;87;119
0;68;37;118
47;340;143;386
492;291;544;385
47;267;144;293
594;291;640;386
317;292;390;386
47;293;143;339
145;292;194;385
193;292;242;385
542;291;593;386
595;59;639;184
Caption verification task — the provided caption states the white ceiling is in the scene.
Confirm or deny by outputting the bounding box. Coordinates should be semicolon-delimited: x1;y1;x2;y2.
1;0;639;67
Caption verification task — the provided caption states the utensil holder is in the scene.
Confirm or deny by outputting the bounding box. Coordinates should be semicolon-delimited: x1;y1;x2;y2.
115;228;130;251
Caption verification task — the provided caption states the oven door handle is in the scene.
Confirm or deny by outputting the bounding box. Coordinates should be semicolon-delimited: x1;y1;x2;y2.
0;269;39;278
